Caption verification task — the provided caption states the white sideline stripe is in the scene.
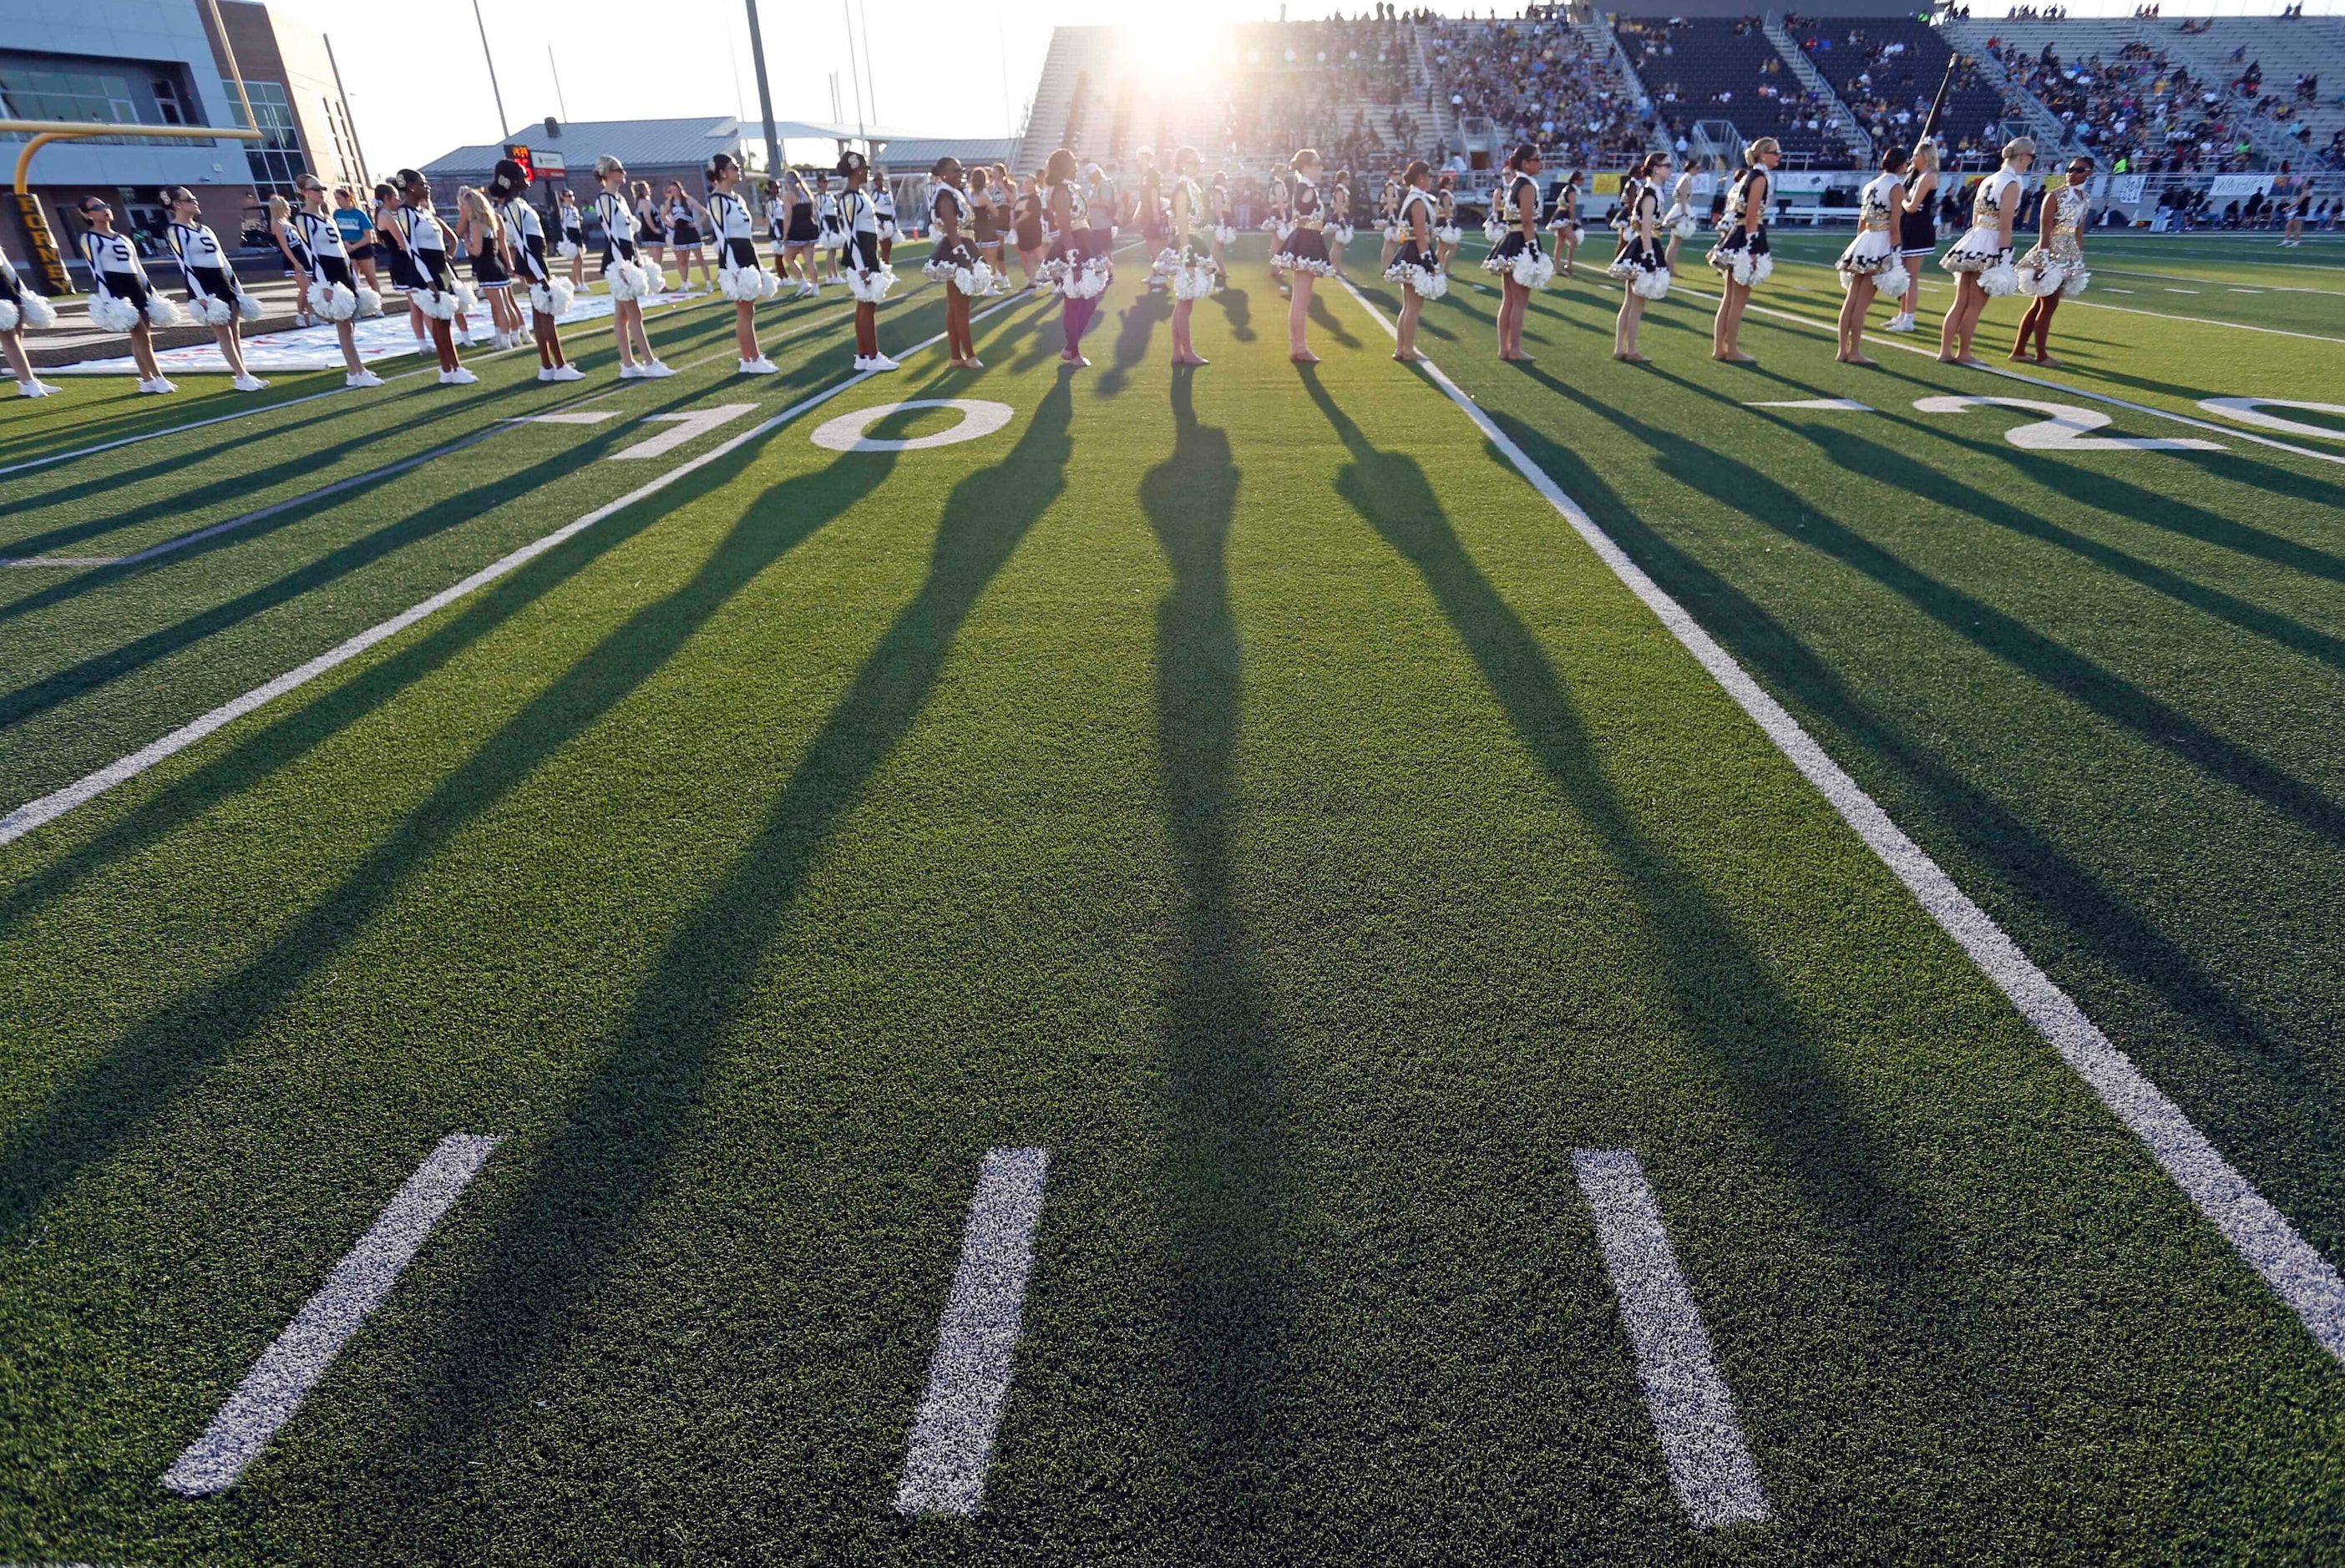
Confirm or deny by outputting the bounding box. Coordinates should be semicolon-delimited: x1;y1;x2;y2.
0;286;1046;850
894;1146;1050;1519
1747;397;1874;411
1572;1150;1770;1529
0;427;504;569
1673;280;2345;468
2057;294;2345;345
0;286;737;482
529;411;620;424
160;1133;498;1497
1338;275;2345;1366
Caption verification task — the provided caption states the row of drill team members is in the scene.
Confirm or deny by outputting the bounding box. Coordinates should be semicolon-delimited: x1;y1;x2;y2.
0;136;2094;399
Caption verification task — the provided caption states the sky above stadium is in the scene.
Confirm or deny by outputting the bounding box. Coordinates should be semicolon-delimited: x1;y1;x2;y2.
271;0;2339;172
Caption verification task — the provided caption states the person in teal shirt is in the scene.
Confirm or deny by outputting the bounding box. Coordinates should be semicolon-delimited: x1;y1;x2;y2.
332;188;380;294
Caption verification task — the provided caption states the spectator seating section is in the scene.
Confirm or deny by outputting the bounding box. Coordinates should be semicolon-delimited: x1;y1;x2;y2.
1787;16;2016;165
1618;15;1839;163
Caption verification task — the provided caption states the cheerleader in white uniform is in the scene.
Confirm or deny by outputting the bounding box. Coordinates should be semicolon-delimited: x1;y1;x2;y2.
266;197;315;329
0;234;61;397
2013;154;2094;367
814;175;846;283
1043;147;1105;366
75;196;178;392
924;155;988;370
704;153;779;374
592;156;673;379
489;158;580;382
1383;159;1446;364
1709;138;1779;363
1663;165;1698;272
1269;149;1337;364
1433;176;1463;273
293;175;386;387
1378;169;1405;271
1164;146;1218;367
1210;175;1237;280
374;182;431;352
1938;136;2034;367
391;171;476;383
833;152;897;372
163;189;266;392
1483;143;1552;363
1610;153;1672;362
1547;170;1584;277
633;181;666;281
1835;146;1912;364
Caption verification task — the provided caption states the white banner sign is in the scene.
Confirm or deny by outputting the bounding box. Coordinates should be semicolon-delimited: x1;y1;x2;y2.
2207;175;2272;200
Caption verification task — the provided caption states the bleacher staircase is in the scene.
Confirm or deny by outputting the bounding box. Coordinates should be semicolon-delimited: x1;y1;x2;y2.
1761;14;1873;164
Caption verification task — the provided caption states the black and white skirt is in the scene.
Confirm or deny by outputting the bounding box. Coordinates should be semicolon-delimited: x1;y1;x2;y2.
924;236;994;295
786;205;818;244
1707;225;1773;287
1607;236;1671;300
1384;239;1447;299
1271;226;1335;277
472;246;511;287
1481;230;1554;289
669;217;701;245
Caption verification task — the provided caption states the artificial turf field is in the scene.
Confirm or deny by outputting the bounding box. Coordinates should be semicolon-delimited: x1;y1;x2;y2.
2;230;2342;1564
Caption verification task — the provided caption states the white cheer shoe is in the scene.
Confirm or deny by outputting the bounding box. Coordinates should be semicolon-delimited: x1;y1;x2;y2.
738;357;777;375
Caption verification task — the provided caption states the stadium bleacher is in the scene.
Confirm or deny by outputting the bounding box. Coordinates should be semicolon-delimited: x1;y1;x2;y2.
1785;15;2017;167
1618;14;1850;164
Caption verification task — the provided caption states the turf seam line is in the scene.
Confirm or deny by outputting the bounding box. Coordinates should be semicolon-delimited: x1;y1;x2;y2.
0;286;1044;848
894;1146;1050;1520
1669;279;2345;468
0;426;506;569
1572;1150;1770;1530
1337;274;2345;1368
160;1133;499;1497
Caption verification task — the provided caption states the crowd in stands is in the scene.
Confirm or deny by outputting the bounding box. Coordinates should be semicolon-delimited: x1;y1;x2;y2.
1424;14;1653;165
1788;14;2011;165
1621;17;1846;160
1989;36;2261;173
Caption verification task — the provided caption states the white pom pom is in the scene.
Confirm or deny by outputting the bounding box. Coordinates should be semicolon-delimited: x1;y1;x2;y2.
454;283;479;317
1633;266;1671;301
1435;224;1463;245
356;286;383;318
0;299;16;333
1151;246;1183;276
556;238;579;259
1673;216;1699;240
1172;261;1219;301
237;291;263;322
2060;267;2090;298
717;264;761;301
22;291;56;330
199;295;233;326
1978;260;2019;298
1214;225;1237;244
1874;266;1911;301
89;294;135;333
1510;250;1555;291
845;266;897;303
531;279;575;317
416;286;458;321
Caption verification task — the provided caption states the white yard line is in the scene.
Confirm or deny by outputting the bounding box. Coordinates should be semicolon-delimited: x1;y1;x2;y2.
1340;274;2345;1368
0;288;1046;849
894;1147;1051;1519
161;1134;498;1497
1573;1150;1770;1530
1669;280;2345;468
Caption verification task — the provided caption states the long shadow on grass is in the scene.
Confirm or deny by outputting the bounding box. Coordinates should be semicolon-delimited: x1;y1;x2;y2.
1217;284;1256;341
1470;397;2345;1247
1529;363;2345;851
354;372;1077;1520
1098;289;1168;395
1305;286;1360;349
0;399;914;1243
1139;369;1298;1540
1299;367;2018;1484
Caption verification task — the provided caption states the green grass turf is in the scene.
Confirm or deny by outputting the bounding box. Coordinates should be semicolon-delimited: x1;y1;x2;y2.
1;238;2341;1564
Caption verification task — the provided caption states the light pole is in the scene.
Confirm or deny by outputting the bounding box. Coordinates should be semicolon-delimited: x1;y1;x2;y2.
744;0;783;177
472;0;510;140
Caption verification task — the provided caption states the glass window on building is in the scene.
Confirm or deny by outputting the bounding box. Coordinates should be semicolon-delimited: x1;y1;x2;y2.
220;78;309;200
0;59;203;145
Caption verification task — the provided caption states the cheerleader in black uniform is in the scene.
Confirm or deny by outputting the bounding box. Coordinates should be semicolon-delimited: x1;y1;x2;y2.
871;168;899;266
1383;159;1446;364
1325;170;1355;277
814;173;846;283
266;197;315;329
294;175;386;386
1483;144;1551;362
75;196;178;392
1886;137;1938;332
1434;175;1463;272
458;186;524;350
777;169;820;296
1609;153;1672;362
1378;167;1405;271
1164;146;1217;367
557;187;589;290
593;155;673;378
0;233;60;397
1269;149;1336;363
924;155;988;369
1044;147;1104;367
391;172;476;383
373;182;432;351
663;180;712;290
1014;175;1047;290
1708;138;1778;362
633;180;666;284
163;188;267;392
489;158;580;382
981;166;1013;289
968;176;1001;294
704;153;779;374
836;151;898;372
1547;169;1584;277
